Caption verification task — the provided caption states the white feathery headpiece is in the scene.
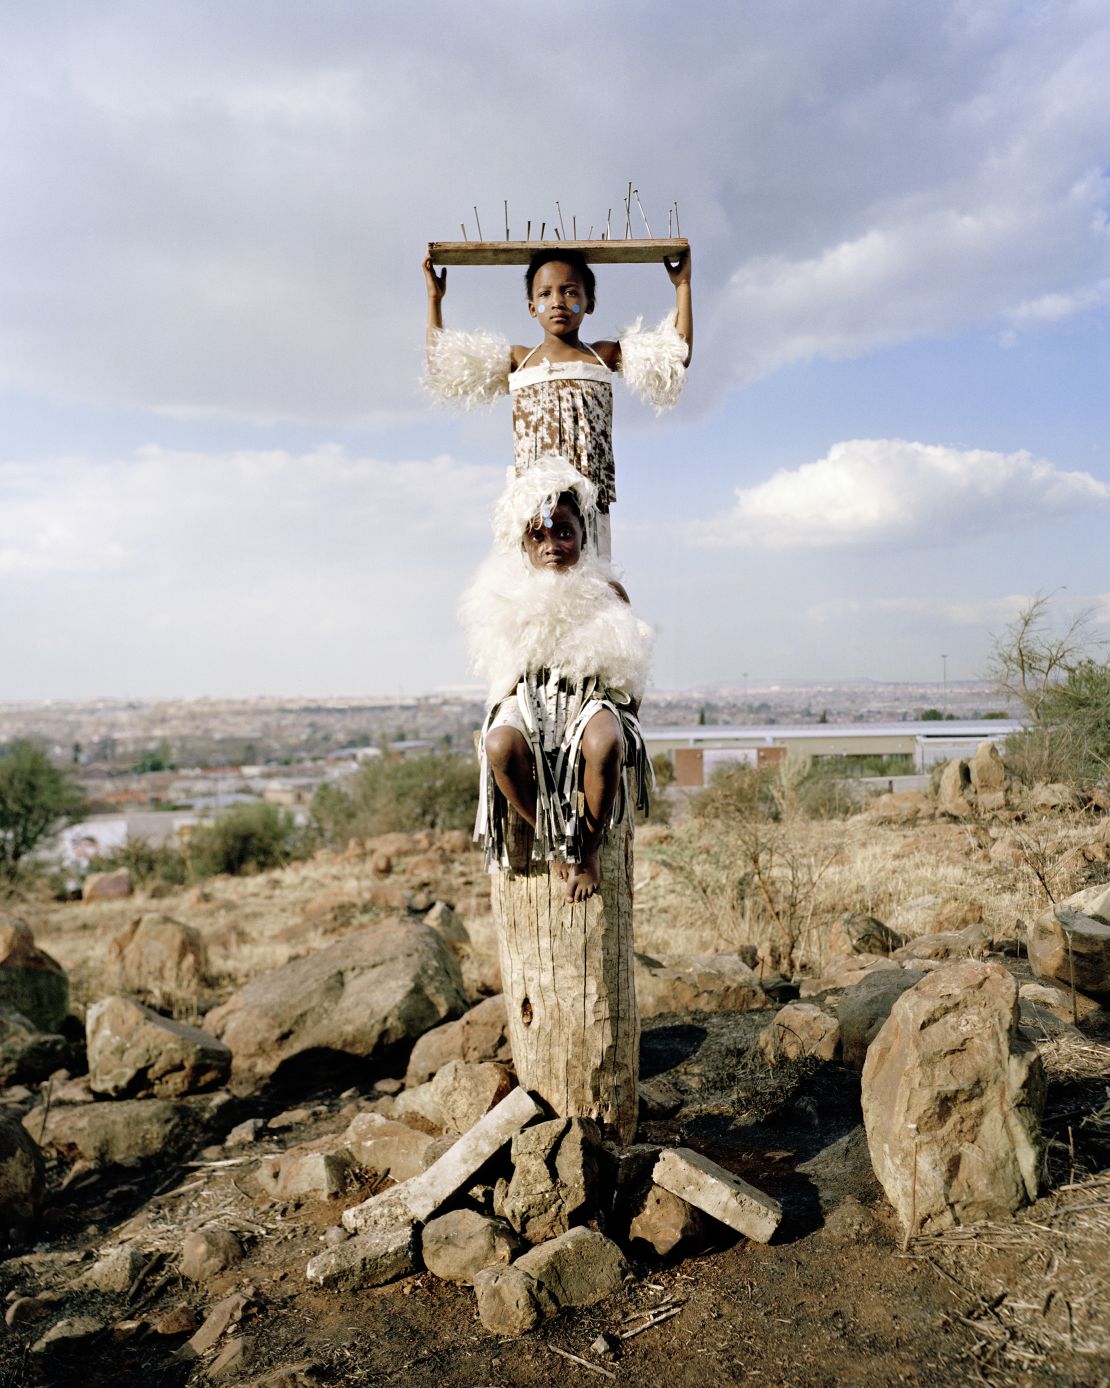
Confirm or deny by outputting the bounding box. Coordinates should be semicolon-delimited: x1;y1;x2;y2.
491;457;598;552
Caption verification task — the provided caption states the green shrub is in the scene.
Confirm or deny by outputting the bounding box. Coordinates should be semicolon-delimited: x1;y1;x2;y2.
87;836;189;889
0;740;87;879
187;802;304;876
311;753;479;845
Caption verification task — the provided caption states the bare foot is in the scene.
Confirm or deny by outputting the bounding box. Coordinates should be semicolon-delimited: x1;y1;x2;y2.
564;848;602;903
550;860;571;883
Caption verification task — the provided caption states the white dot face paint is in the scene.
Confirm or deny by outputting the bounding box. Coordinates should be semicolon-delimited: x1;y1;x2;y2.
536;304;546;314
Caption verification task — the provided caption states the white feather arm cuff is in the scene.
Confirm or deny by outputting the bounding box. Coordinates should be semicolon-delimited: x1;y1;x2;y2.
619;310;687;413
422;327;511;409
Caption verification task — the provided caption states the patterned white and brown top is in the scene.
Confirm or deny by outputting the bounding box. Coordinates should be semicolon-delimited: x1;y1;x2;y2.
509;355;616;509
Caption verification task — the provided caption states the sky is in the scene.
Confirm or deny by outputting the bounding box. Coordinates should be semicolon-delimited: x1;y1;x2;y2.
2;0;1109;699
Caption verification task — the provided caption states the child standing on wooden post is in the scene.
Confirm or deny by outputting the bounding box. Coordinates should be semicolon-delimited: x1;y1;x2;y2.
423;248;692;559
460;459;654;902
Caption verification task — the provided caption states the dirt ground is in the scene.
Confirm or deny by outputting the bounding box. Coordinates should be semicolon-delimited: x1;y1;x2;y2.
3;1006;1108;1388
3;812;1110;1387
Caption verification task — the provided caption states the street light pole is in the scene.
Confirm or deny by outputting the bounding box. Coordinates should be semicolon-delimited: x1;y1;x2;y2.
941;653;948;716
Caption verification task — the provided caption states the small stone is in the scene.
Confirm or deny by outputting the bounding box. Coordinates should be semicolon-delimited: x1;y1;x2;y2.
82;869;133;902
181;1227;244;1282
80;1244;146;1292
375;1077;404;1096
322;1225;349;1247
422;1209;522;1285
305;1221;419;1291
627;1184;707;1258
341;1111;435;1182
757;1003;840;1064
653;1148;782;1243
32;1314;105;1352
5;1295;50;1327
1018;981;1101;1024
591;1331;620;1358
181;1291;254;1357
472;1264;553;1335
269;1106;314;1130
210;1334;256;1379
514;1226;629;1309
638;1078;683;1117
149;1302;200;1336
226;1117;265;1147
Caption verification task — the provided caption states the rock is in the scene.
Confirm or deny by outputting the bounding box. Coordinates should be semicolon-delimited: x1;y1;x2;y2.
514;1226;628;1309
638;1077;683;1118
757;1003;840;1064
421;1209;522;1284
5;1296;51;1327
937;759;974;817
31;1315;105;1352
990;835;1026;867
0;918;69;1031
627;1184;707;1258
395;1060;515;1136
257;1140;353;1200
931;898;984;933
969;742;1007;811
653;1148;782;1243
181;1227;244;1282
79;1244;146;1292
82;868;132;902
439;830;472;855
836;968;924;1069
404;995;511;1086
500;1118;601;1243
635;954;769;1018
182;1291;255;1356
107;914;208;997
206;920;467;1084
305;1221;420;1291
86;995;232;1099
826;913;903;958
1018;981;1102;1024
149;1303;200;1336
895;922;992;963
1028;886;1110;995
868;789;932;822
28;1095;214;1164
0;1007;75;1087
424;901;469;947
238;1361;325;1388
861;961;1045;1234
343;1087;542;1232
210;1335;256;1379
821;1196;878;1241
0;1113;45;1223
472;1264;553;1335
341;1112;435;1182
798;954;902;999
226;1117;265;1147
1031;782;1081;811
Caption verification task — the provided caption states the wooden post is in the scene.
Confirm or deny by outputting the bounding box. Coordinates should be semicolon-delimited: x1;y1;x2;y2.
491;816;639;1146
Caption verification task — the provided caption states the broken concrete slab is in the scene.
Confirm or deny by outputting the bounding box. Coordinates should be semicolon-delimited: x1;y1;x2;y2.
653;1147;782;1243
341;1086;541;1232
305;1221;419;1291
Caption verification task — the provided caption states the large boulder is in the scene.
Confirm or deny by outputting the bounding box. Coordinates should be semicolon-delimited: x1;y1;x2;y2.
0;1008;76;1086
405;995;511;1087
862;961;1044;1234
757;1002;840;1064
86;995;232;1098
937;760;974;818
895;921;992;963
0;918;69;1032
82;868;132;902
0;1114;45;1225
107;914;209;997
27;1096;221;1165
1027;884;1110;997
635;954;769;1018
969;741;1007;811
393;1060;515;1136
206;920;467;1083
836;968;924;1068
499;1118;601;1244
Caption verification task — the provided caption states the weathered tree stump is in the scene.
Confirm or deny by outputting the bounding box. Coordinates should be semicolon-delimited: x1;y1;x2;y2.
491;816;639;1146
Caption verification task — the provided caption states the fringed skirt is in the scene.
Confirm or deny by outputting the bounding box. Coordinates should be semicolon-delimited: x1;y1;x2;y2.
475;668;652;872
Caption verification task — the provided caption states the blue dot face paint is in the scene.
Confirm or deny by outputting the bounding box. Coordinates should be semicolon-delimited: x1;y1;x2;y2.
571;304;581;314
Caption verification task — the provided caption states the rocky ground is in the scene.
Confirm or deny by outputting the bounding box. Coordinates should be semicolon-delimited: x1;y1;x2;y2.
1;755;1109;1388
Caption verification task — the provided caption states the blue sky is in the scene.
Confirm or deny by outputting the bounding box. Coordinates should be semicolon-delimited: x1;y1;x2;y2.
2;0;1109;698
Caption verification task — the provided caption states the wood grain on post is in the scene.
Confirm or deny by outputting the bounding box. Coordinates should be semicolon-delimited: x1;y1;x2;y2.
491;815;639;1146
428;238;688;266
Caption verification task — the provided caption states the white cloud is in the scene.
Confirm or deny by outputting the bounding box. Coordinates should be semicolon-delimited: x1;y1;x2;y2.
694;439;1110;548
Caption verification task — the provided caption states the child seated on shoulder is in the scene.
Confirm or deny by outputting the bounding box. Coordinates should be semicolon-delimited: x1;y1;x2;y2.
424;247;692;559
460;459;654;902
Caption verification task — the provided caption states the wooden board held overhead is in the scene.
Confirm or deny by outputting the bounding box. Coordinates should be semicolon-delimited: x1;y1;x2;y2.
428;238;689;266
